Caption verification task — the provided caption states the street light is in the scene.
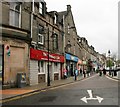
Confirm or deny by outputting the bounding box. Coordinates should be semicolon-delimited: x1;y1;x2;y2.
47;27;50;86
47;28;56;86
108;50;111;75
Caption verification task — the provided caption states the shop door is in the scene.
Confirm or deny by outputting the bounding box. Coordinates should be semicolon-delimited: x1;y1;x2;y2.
70;64;74;76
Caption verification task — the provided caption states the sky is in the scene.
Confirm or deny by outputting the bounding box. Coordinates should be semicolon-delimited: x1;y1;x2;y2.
45;0;118;57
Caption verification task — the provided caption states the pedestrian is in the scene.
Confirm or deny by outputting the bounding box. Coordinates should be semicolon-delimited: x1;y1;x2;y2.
83;69;86;78
103;68;106;75
99;70;102;76
80;68;82;76
63;68;67;79
74;67;78;81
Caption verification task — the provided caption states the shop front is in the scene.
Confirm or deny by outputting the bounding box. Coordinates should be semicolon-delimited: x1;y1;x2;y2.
30;48;64;85
65;53;78;77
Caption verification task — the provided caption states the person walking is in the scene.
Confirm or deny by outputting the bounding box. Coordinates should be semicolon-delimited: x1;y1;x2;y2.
83;69;86;78
103;68;106;75
74;67;78;81
80;68;82;76
63;68;67;79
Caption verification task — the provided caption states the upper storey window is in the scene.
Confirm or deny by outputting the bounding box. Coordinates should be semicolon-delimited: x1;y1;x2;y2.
39;2;46;15
9;2;21;27
54;14;57;24
39;2;43;14
38;25;44;45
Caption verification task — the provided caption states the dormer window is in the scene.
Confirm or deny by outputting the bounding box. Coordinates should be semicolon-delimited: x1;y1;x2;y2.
54;14;58;25
39;2;43;14
39;1;46;16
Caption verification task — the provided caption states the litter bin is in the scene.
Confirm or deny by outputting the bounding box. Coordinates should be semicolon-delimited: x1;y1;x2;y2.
17;72;26;88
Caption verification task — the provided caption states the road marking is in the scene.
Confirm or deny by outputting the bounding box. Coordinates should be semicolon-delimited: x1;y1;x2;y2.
81;90;104;103
106;76;118;82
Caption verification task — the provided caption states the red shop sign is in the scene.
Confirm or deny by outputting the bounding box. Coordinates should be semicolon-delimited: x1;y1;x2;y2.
30;48;64;63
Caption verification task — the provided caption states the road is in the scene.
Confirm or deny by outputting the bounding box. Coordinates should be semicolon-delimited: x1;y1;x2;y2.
2;74;119;106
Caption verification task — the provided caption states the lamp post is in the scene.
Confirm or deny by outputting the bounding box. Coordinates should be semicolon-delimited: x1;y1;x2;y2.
47;27;56;86
108;50;111;75
47;27;50;86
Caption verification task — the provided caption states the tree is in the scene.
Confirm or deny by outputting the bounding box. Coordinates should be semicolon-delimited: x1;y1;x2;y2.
106;60;114;68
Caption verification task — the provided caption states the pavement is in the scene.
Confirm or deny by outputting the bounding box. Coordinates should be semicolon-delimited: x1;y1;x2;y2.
0;74;95;101
0;72;119;102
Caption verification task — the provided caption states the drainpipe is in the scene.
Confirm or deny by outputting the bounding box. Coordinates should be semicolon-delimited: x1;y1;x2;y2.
29;0;34;85
31;0;34;39
63;15;66;73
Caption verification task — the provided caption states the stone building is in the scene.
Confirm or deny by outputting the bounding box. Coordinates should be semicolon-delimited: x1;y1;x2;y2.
58;5;80;77
29;1;64;85
1;2;31;88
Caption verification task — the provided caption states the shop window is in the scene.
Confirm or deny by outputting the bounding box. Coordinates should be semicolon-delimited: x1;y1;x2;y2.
38;61;44;73
41;61;43;67
9;2;21;27
55;62;57;66
54;62;58;73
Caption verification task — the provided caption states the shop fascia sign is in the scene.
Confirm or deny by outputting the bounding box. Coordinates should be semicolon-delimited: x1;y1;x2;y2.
70;56;75;60
42;52;60;60
30;48;64;63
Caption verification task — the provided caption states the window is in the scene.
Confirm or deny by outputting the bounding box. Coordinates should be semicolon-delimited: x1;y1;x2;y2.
54;14;58;24
9;2;21;27
38;34;44;45
67;24;70;34
54;62;58;73
39;2;44;14
38;25;44;45
53;33;58;50
38;61;44;73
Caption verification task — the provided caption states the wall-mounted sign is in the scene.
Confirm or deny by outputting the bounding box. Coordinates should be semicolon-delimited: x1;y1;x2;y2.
30;48;64;63
65;53;78;62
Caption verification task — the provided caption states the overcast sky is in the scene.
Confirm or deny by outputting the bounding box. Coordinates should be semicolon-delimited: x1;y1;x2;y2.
45;0;118;57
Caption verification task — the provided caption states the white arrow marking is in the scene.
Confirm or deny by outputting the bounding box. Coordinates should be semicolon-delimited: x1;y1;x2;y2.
81;90;104;103
87;90;93;98
96;96;104;103
81;97;88;103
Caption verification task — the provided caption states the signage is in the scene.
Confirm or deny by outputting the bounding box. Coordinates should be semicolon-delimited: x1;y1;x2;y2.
30;48;64;63
81;90;104;103
65;53;78;62
5;44;10;56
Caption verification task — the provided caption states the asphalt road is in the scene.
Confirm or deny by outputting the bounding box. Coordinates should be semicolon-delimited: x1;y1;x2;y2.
2;74;119;106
